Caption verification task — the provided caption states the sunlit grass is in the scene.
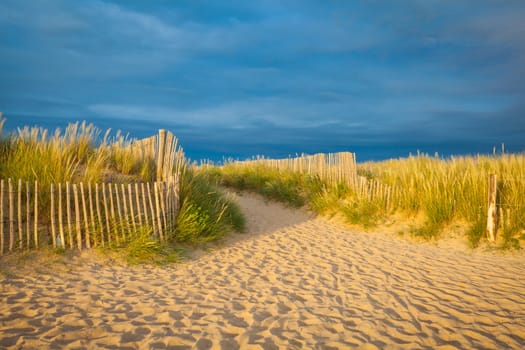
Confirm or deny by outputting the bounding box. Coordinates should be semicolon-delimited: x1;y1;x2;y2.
175;169;245;244
201;152;525;249
101;225;184;266
360;154;525;246
0;117;246;262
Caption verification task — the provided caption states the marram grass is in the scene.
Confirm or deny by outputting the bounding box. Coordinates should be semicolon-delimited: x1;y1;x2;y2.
175;169;245;244
201;152;525;249
0;118;246;263
361;154;525;247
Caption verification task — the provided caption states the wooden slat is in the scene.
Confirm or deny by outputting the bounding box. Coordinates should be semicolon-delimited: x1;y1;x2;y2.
146;182;157;236
1;179;4;255
128;184;136;231
88;183;96;247
95;183;104;247
108;183;116;242
135;183;143;227
141;182;149;226
80;183;91;248
154;182;164;241
50;184;56;248
26;182;30;249
73;184;82;249
9;178;14;251
157;129;167;181
17;179;23;249
158;181;167;234
114;184;123;244
102;183;111;245
34;181;38;248
66;182;73;248
121;184;128;241
486;174;497;242
58;183;65;248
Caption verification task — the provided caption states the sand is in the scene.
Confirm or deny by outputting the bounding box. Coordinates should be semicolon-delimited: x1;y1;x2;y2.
1;191;525;349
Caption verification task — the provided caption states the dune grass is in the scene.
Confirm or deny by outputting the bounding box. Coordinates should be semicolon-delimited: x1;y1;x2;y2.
99;224;184;266
199;162;390;229
175;169;245;244
361;154;525;247
201;164;316;207
0;121;159;189
200;153;525;249
0;117;246;263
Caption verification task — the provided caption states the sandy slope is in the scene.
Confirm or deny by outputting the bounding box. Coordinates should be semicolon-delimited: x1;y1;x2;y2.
1;191;525;349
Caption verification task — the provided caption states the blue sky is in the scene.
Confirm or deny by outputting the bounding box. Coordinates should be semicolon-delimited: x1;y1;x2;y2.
1;0;524;161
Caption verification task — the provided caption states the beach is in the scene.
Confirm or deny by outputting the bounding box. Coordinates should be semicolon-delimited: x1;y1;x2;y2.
1;191;525;349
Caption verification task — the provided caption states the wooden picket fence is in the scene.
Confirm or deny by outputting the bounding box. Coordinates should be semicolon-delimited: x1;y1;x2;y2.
355;176;396;211
231;152;359;188
0;128;185;254
126;129;184;183
221;152;396;210
0;178;179;254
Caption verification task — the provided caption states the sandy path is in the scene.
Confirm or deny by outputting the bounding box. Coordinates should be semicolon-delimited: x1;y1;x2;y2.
1;191;525;349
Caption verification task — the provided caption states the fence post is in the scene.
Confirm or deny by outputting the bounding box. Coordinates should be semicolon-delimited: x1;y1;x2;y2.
88;183;96;247
108;183;116;242
154;182;164;242
95;183;104;247
486;174;497;242
18;179;23;249
114;184;123;244
34;181;38;248
157;129;167;181
1;179;4;255
135;183;143;227
120;183;128;241
66;182;73;249
80;183;91;249
102;183;111;244
9;178;14;252
50;184;57;248
58;183;65;248
73;184;82;249
146;182;157;237
127;184;136;231
26;182;30;249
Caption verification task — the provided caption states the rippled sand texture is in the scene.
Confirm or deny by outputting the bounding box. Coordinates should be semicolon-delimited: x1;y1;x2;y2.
1;192;525;349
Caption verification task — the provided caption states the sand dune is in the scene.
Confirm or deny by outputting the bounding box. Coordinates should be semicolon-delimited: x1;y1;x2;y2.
1;191;525;349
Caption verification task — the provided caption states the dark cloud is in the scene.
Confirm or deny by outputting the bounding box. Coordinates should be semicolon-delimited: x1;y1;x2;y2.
1;0;524;161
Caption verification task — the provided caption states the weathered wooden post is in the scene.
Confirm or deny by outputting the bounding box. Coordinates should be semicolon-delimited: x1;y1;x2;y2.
486;174;497;242
34;181;38;248
73;184;82;249
58;183;65;248
50;183;56;248
102;183;111;244
80;183;91;248
26;182;30;248
66;182;73;248
157;129;167;181
1;179;4;255
9;178;14;251
18;179;23;249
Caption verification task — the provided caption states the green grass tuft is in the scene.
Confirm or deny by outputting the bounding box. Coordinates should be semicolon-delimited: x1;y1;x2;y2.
174;170;245;244
103;225;183;265
342;199;383;228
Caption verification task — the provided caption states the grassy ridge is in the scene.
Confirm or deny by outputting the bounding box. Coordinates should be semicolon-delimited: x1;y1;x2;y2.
199;164;385;229
176;169;245;243
200;153;525;249
0;118;246;264
99;171;245;265
361;154;525;247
